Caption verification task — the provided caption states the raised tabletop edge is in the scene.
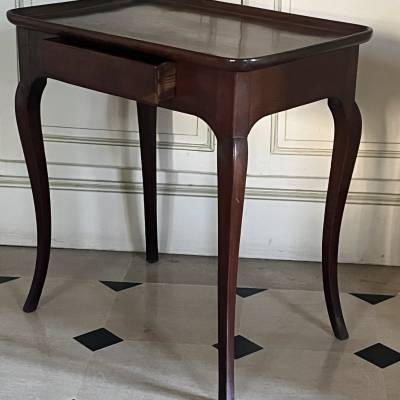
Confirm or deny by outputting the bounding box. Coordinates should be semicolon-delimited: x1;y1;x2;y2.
7;0;373;72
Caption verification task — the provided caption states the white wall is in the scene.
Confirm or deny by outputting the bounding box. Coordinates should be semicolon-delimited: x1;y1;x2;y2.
0;0;400;265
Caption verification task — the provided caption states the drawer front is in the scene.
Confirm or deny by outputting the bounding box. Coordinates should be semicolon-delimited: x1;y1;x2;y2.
37;38;176;104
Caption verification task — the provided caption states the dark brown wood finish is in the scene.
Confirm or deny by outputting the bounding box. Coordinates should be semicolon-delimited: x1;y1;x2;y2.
8;1;372;399
137;103;159;263
15;28;51;313
323;99;362;340
7;0;372;71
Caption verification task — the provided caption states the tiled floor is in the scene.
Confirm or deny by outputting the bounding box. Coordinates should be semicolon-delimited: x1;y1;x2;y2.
0;246;399;400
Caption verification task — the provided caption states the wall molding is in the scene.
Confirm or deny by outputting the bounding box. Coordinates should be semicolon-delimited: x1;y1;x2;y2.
17;0;32;7
271;0;400;159
3;156;400;184
271;112;400;158
42;125;216;152
1;174;399;206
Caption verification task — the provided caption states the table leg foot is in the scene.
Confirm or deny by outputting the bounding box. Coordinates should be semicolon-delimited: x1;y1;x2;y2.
137;103;159;263
217;137;248;400
16;79;51;313
323;98;362;340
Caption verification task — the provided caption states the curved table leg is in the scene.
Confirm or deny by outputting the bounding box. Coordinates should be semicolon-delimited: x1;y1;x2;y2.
137;103;159;263
15;78;51;313
217;137;248;400
323;98;362;340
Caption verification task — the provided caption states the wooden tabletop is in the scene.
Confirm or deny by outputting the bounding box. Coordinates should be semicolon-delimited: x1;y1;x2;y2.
8;0;372;70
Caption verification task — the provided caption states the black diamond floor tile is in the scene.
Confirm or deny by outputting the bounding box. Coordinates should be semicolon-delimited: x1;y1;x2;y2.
355;343;400;369
74;328;123;352
350;293;395;305
236;287;267;298
0;276;19;284
213;335;263;360
100;281;142;292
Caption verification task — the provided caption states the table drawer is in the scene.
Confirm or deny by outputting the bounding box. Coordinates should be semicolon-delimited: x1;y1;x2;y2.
38;38;176;104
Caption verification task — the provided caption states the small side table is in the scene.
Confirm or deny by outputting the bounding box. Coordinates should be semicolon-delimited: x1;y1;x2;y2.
8;1;372;399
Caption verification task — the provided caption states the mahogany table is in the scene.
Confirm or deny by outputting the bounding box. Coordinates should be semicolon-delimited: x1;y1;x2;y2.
8;1;372;399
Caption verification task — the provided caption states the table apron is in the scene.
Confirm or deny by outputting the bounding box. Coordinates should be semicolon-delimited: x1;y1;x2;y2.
36;37;176;105
247;46;360;126
21;32;360;137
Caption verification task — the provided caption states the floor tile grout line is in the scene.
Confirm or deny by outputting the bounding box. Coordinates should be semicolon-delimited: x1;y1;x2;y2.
121;255;136;281
73;350;97;400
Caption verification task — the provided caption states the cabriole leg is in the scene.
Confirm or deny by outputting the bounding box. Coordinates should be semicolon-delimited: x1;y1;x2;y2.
15;78;51;313
217;137;248;400
323;98;362;340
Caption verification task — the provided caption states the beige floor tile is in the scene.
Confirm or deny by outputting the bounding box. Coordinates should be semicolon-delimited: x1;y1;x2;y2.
0;246;132;281
0;246;397;399
48;248;132;280
2;245;399;293
76;340;387;400
105;283;219;344
76;341;217;400
236;348;387;400
237;258;400;295
124;250;400;293
0;277;116;339
374;295;400;350
0;335;91;400
237;290;378;352
125;253;218;286
105;283;380;352
0;246;36;276
383;362;400;400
